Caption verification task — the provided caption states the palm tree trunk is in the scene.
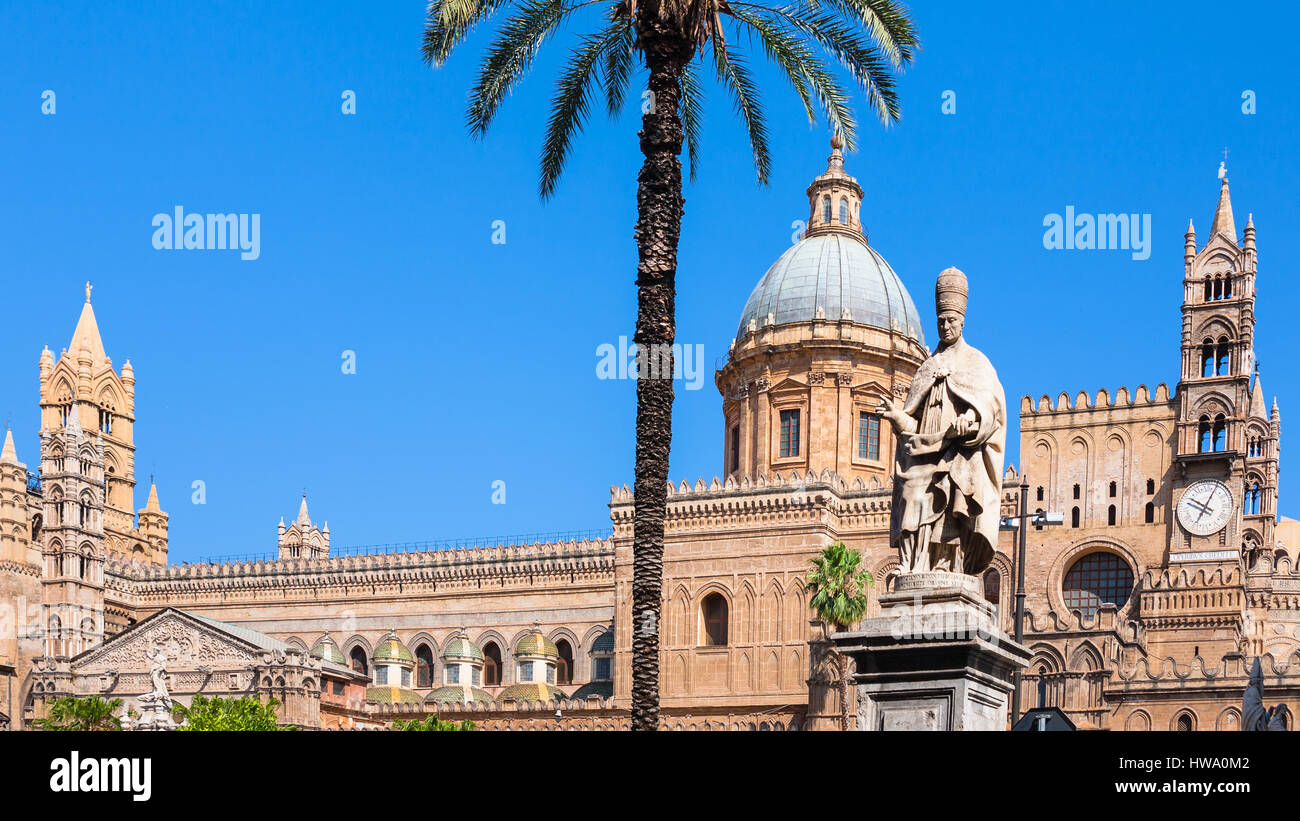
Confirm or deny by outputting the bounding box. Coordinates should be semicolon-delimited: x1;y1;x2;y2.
838;649;853;731
629;16;691;732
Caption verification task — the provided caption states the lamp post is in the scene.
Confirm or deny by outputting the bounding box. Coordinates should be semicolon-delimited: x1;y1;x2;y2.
1000;478;1063;727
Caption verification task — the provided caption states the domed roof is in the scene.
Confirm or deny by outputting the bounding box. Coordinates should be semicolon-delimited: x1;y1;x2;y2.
310;634;346;666
736;233;925;346
441;633;484;663
570;680;614;700
591;631;614;654
372;632;414;665
425;685;495;705
366;685;423;705
515;630;558;659
496;682;567;703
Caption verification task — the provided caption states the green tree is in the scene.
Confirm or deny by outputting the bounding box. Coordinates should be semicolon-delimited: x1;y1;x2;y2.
175;695;290;731
393;716;476;731
423;0;917;731
807;541;872;730
32;695;125;731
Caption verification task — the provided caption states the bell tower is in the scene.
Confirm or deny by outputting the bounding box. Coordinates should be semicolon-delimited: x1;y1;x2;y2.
39;284;167;564
1172;168;1276;553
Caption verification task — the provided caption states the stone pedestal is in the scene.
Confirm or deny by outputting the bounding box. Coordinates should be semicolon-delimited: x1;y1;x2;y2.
833;572;1030;731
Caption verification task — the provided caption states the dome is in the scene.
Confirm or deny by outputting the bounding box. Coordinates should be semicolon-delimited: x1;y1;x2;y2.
515;630;558;659
372;633;414;665
570;680;613;700
736;233;925;347
496;682;567;703
591;631;614;654
441;634;484;663
310;634;346;666
366;685;423;705
425;685;495;705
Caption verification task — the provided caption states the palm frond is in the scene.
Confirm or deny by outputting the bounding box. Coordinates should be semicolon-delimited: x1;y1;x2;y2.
541;19;630;198
709;22;772;184
727;8;857;149
816;0;919;69
776;7;903;126
422;0;516;67
602;17;636;117
678;59;705;182
466;0;572;138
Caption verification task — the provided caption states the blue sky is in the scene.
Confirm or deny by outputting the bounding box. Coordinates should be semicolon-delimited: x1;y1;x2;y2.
2;1;1298;562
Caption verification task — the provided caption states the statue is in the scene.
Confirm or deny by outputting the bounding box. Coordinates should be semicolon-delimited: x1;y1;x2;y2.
877;267;1006;576
134;644;177;730
1243;657;1288;731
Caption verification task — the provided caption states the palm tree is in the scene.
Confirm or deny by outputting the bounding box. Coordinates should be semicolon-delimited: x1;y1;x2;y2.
423;0;918;730
807;541;872;730
33;695;125;731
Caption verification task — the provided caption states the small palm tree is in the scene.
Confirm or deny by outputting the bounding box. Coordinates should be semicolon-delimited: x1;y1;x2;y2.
33;695;125;731
807;541;872;730
424;0;917;729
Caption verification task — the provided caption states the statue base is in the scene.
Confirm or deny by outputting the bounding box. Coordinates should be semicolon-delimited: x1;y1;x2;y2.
832;571;1030;731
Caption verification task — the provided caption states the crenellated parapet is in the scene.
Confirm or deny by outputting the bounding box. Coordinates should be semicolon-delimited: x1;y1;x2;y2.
103;538;616;607
1020;383;1174;416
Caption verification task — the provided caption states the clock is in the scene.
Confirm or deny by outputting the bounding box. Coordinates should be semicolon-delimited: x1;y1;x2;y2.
1176;479;1234;536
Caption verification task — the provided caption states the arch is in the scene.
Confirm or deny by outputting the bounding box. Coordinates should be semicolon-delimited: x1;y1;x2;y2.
283;636;307;652
414;642;436;689
1124;710;1152;731
1047;538;1142;620
1062;551;1134;619
481;641;504;687
1172;710;1197;732
700;591;729;646
554;638;575;685
1215;707;1242;731
838;197;849;224
1068;641;1103;672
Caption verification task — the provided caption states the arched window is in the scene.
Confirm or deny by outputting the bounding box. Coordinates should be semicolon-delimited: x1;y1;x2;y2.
1176;713;1194;732
1213;277;1223;300
483;642;502;686
1072;484;1081;500
838;197;849;224
1204;276;1213;301
1212;414;1227;452
1145;501;1155;524
821;196;831;224
1198;415;1212;453
1108;481;1117;497
1107;505;1117;526
1036;671;1048;707
1063;552;1134;619
1071;507;1080;528
1215;337;1230;375
1224;277;1232;298
701;593;728;646
349;647;368;675
415;644;434;688
1248;482;1261;515
555;639;574;685
1146;478;1155;494
982;568;1000;609
1036;486;1044;502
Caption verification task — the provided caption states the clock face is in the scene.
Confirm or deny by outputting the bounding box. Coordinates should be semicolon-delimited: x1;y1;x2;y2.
1176;479;1234;536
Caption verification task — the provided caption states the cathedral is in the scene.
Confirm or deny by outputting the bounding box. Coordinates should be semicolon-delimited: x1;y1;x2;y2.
0;144;1294;731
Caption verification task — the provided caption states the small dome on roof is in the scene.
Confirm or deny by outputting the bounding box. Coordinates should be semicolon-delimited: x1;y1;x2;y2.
425;685;495;705
496;682;567;703
366;685;423;705
591;631;614;654
310;633;347;666
372;631;414;665
570;680;614;700
514;627;558;659
442;632;484;663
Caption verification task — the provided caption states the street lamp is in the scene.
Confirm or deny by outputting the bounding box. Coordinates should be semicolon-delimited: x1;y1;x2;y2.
999;478;1064;727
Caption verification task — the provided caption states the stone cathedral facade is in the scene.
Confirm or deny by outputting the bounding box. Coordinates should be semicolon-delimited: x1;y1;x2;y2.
0;149;1295;731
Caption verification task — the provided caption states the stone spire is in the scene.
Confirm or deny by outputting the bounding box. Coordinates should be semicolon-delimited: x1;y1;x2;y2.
1250;372;1267;419
145;479;162;512
1210;174;1236;243
0;429;18;464
297;493;310;524
64;400;82;435
68;282;107;365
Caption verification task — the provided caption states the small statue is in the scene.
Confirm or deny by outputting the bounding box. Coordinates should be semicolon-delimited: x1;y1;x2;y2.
1243;657;1287;731
878;267;1006;576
